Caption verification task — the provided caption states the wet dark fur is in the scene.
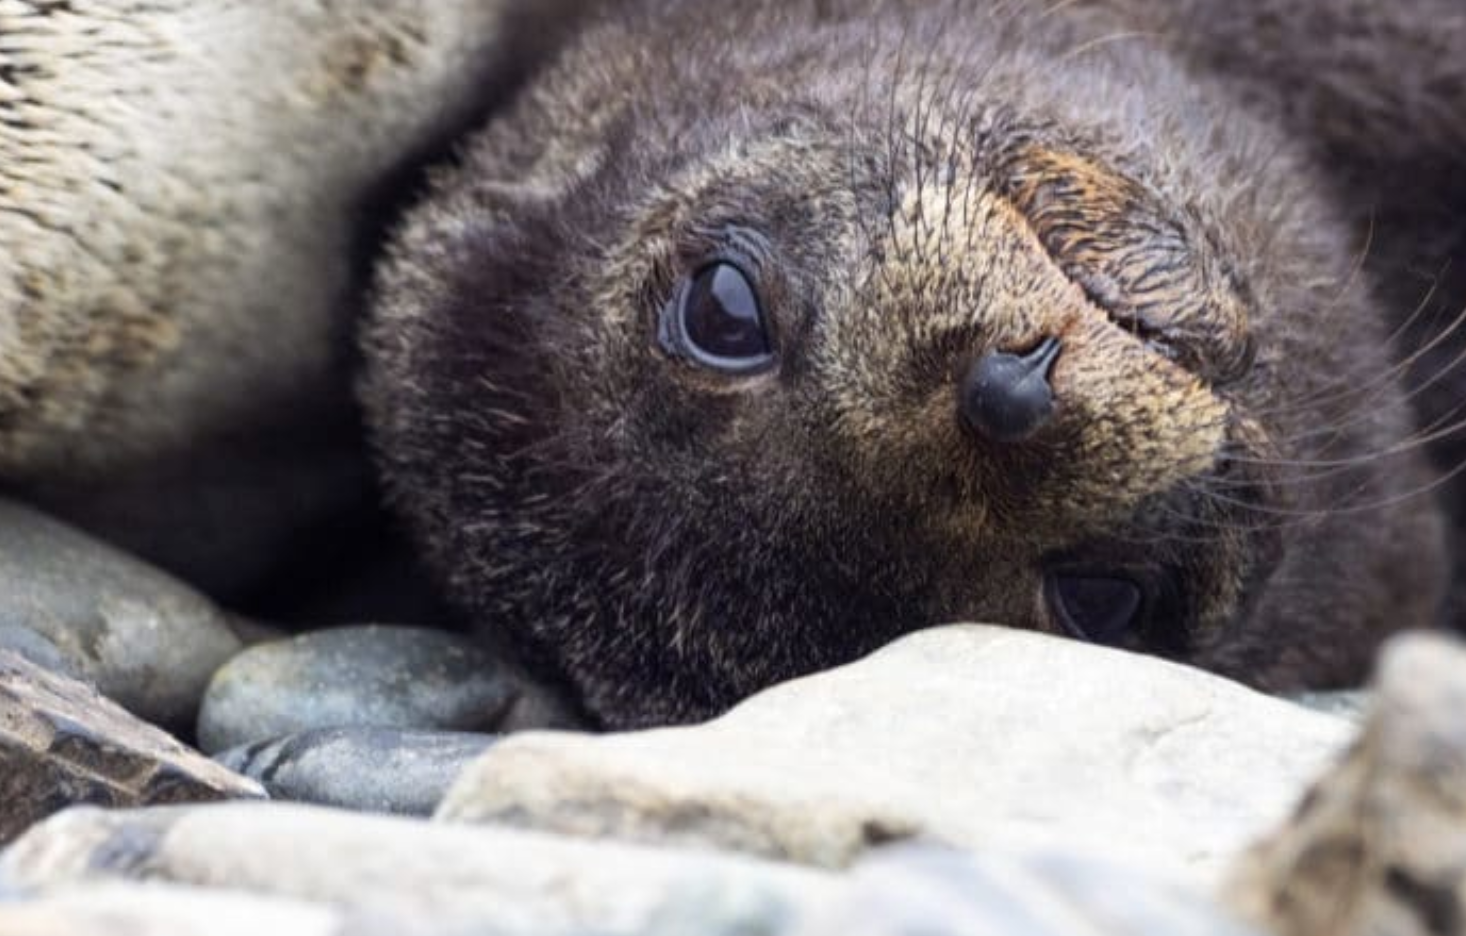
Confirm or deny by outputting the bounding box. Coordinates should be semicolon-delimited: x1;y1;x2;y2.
363;0;1466;728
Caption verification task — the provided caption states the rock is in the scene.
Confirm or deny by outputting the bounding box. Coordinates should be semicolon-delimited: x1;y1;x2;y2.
0;650;263;845
0;626;83;684
216;728;499;816
1227;631;1466;936
793;846;1265;936
0;801;1267;936
0;802;842;935
0;500;241;729
196;626;534;754
0;884;343;936
1289;690;1371;722
438;625;1351;886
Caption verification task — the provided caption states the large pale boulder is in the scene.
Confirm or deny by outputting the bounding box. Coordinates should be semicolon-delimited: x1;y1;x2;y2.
438;625;1352;886
0;884;341;936
0;803;1263;936
0;802;841;936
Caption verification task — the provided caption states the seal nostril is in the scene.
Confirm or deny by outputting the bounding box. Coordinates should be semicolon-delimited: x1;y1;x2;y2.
960;337;1062;443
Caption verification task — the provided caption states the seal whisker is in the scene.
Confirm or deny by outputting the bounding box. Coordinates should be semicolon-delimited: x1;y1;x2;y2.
1247;265;1458;425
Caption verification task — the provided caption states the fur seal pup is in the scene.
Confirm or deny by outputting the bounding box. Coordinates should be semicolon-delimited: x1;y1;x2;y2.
364;0;1466;728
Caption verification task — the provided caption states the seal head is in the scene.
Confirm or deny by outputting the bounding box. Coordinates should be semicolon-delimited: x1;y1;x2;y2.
364;0;1447;727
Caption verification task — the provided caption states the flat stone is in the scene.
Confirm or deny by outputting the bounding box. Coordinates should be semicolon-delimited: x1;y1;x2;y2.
438;625;1351;887
1227;631;1466;936
0;650;263;845
196;626;527;754
216;728;499;816
0;802;841;935
793;846;1265;936
0;500;241;730
0;884;342;936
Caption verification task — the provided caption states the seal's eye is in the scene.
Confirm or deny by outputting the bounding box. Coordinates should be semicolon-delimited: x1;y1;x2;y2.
661;262;774;373
1045;571;1144;647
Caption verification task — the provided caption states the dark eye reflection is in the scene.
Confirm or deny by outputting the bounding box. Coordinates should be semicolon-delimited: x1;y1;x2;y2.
1045;571;1145;647
661;262;774;373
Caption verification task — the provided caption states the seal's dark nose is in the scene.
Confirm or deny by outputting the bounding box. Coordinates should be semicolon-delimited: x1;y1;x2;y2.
960;337;1062;443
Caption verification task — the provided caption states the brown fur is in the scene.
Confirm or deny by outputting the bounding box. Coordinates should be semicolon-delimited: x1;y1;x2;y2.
363;0;1466;728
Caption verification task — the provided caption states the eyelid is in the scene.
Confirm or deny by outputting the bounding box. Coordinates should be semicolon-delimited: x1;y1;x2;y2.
723;226;773;264
677;223;773;275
